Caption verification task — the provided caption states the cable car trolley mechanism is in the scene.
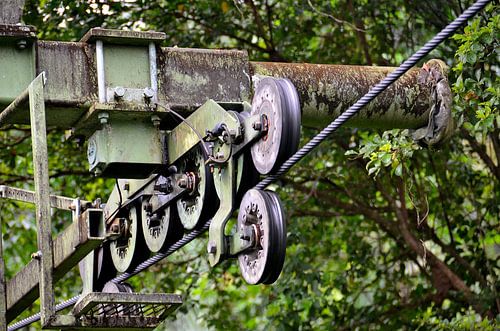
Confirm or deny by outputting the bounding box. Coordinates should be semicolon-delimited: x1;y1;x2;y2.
1;0;485;327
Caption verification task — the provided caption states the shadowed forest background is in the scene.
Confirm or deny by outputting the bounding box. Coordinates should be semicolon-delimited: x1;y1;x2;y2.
0;0;498;330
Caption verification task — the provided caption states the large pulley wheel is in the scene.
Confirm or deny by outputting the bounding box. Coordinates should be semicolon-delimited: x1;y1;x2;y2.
110;206;148;273
176;146;217;230
250;77;301;175
237;189;287;285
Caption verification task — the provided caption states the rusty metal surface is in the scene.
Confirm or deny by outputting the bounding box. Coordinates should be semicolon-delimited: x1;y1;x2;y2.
160;47;251;111
251;62;434;129
49;315;166;330
37;41;96;124
6;209;104;323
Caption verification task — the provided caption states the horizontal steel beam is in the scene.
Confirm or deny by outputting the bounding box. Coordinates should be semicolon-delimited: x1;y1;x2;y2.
0;25;445;131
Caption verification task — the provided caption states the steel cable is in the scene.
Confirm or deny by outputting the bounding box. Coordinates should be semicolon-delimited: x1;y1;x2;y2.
7;223;210;331
256;0;491;189
7;0;491;329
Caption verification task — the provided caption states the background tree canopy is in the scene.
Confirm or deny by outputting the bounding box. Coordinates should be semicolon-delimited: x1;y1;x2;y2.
0;0;498;330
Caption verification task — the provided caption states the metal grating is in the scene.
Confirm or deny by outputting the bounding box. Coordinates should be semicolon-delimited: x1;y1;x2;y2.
69;292;182;330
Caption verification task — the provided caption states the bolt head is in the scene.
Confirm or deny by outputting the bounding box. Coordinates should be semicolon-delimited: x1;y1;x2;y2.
97;112;109;125
178;177;188;188
114;86;125;99
143;87;155;99
207;241;217;254
252;121;262;130
16;40;27;50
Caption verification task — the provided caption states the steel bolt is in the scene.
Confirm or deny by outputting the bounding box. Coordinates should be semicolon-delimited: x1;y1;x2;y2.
143;203;152;212
123;182;130;191
154;180;173;193
252;121;262;130
16;39;27;50
151;115;161;128
143;87;155;100
98;112;109;125
178;177;188;188
114;86;125;99
207;241;217;254
93;167;102;177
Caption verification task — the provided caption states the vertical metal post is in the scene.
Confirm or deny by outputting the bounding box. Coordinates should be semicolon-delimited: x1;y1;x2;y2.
28;72;55;325
96;40;106;103
148;42;158;102
0;216;6;331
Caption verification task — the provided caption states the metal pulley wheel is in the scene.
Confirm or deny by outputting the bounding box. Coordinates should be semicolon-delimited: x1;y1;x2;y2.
237;189;287;285
110;205;149;273
141;196;170;253
102;281;134;294
176;146;217;230
250;77;301;175
101;281;135;316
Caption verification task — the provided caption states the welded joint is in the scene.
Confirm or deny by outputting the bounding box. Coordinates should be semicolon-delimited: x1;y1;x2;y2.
412;59;454;148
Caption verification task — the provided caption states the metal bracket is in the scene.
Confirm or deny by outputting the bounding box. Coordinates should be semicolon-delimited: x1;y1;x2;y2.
81;28;165;105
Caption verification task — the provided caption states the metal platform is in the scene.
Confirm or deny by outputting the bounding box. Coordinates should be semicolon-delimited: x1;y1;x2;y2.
58;292;183;330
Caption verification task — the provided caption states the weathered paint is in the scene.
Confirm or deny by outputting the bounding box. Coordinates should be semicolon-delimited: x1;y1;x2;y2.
0;24;447;131
161;47;252;111
28;73;55;327
251;62;435;129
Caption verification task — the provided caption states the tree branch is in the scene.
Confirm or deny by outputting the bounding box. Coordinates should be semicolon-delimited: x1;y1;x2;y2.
461;127;500;181
394;177;482;312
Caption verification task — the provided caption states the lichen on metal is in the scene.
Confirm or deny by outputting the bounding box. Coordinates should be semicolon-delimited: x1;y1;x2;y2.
251;62;438;129
161;47;252;110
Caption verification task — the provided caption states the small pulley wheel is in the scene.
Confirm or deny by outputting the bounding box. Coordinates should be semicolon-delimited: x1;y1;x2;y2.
141;197;170;253
176;146;217;230
101;281;135;315
237;189;287;285
102;281;134;294
250;77;301;175
110;205;149;273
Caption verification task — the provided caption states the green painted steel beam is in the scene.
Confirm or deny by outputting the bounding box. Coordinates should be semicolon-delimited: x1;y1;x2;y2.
0;25;447;131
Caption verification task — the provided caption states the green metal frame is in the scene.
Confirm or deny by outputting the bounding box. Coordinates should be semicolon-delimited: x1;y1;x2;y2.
0;74;107;327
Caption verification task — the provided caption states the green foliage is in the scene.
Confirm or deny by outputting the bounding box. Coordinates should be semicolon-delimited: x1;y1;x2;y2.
452;4;499;135
1;1;498;330
346;130;420;177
